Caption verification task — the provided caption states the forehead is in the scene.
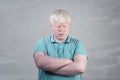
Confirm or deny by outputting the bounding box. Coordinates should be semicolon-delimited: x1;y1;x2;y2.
54;21;70;25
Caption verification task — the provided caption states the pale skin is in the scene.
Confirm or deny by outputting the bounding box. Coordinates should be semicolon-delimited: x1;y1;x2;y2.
34;21;87;76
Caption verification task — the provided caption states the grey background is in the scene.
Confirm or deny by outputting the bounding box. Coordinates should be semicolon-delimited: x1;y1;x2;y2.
0;0;120;80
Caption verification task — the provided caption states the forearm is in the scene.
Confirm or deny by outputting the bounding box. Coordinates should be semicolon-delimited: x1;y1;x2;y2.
39;56;72;71
52;61;86;76
34;53;72;71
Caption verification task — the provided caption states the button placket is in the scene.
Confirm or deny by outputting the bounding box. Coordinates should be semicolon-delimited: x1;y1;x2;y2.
58;44;64;57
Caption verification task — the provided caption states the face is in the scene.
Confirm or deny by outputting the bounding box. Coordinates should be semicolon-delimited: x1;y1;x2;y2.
51;21;71;42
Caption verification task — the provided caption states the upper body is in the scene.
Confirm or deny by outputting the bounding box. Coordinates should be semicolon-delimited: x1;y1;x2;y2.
33;9;88;80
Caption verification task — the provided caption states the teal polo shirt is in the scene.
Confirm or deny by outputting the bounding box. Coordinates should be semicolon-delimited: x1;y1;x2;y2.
34;35;87;80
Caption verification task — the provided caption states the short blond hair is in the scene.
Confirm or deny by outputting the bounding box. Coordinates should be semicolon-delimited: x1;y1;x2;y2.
50;9;71;24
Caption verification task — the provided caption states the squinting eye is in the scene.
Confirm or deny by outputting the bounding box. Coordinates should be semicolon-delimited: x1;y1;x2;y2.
63;26;66;28
57;26;61;28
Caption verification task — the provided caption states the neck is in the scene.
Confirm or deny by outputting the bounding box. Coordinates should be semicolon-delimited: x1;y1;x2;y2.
54;36;67;43
55;39;65;43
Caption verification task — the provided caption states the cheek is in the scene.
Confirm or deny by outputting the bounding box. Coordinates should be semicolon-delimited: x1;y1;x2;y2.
52;28;58;33
66;27;70;32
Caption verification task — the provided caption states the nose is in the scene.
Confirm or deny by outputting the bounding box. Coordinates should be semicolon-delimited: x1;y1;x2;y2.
58;26;65;32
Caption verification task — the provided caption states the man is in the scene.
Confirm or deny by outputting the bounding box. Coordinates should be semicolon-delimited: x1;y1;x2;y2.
33;9;88;80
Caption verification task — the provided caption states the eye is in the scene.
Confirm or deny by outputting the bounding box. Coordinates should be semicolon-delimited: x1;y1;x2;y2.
57;25;61;28
63;25;66;28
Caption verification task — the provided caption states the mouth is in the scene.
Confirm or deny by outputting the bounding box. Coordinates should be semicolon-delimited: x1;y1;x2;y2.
59;34;64;36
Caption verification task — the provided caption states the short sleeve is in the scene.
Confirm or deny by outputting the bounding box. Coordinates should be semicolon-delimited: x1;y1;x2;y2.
74;40;87;57
33;39;47;56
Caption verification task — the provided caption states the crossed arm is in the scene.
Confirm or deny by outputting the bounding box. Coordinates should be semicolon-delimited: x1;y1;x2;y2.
34;52;87;76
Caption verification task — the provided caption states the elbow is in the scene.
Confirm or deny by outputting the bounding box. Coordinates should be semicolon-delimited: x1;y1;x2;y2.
34;58;44;69
35;62;43;68
77;67;86;74
80;68;86;73
34;53;45;69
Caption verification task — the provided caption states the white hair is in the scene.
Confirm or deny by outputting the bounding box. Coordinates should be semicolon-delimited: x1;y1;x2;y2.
50;9;71;24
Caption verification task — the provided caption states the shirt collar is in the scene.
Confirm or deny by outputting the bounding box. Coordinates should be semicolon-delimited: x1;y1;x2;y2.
50;35;70;43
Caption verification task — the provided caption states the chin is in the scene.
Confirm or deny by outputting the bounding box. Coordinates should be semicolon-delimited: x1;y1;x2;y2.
58;36;67;40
